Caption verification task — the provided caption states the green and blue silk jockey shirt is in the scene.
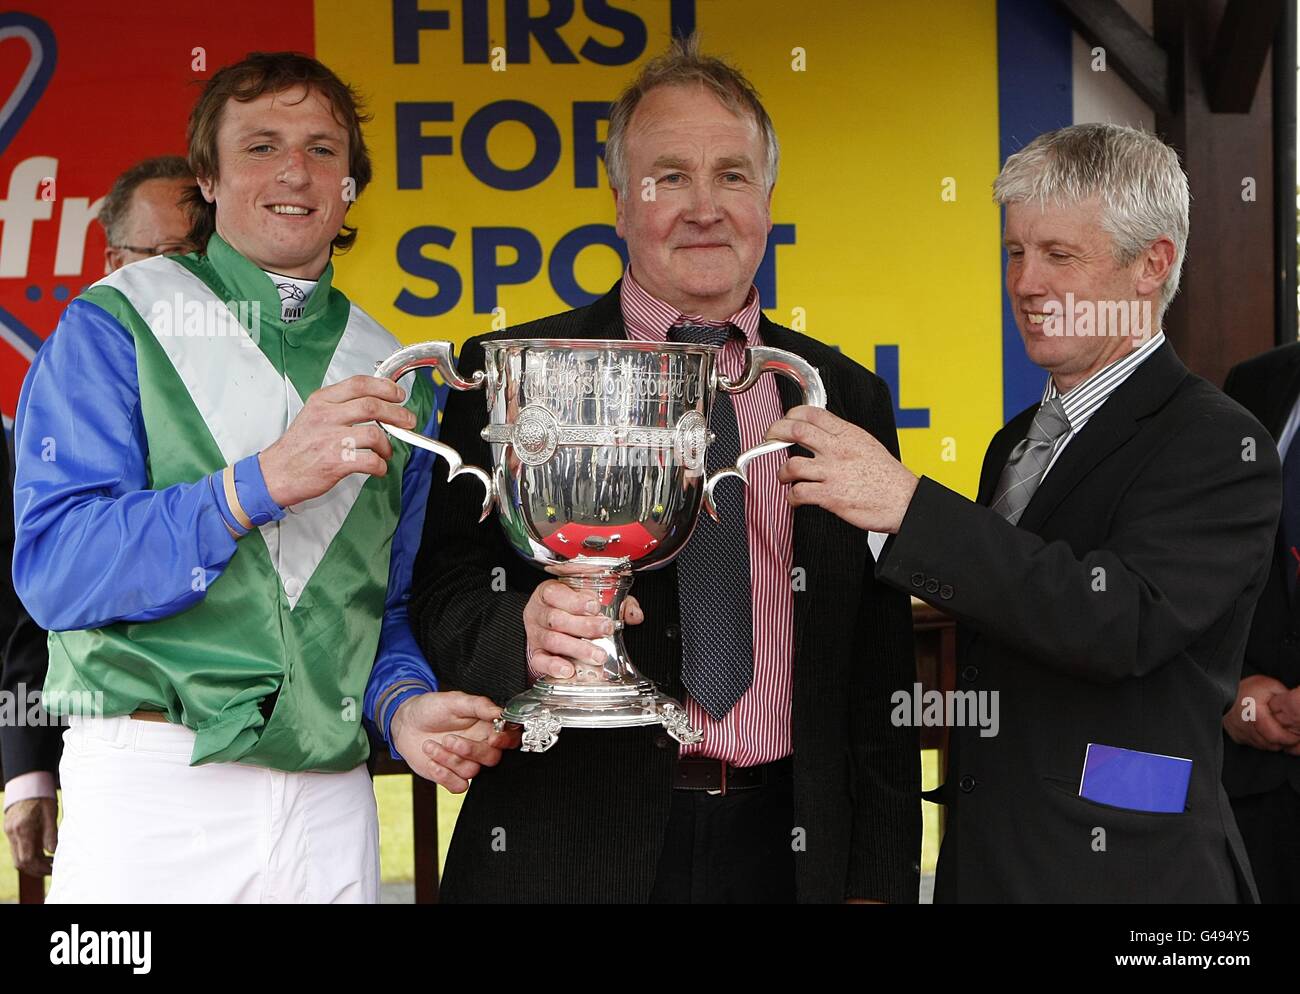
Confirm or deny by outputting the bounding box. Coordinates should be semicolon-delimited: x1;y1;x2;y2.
12;233;440;771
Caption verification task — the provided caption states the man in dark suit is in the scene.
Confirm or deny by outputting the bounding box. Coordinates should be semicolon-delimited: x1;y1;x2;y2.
375;37;921;903
770;123;1281;902
1;435;58;878
1221;345;1300;903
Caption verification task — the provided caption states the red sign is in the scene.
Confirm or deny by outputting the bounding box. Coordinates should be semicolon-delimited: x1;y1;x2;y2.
0;1;313;425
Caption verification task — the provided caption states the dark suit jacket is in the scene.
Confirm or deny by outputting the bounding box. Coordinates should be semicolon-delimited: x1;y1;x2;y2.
407;284;921;903
0;436;57;786
1222;343;1300;797
877;342;1281;903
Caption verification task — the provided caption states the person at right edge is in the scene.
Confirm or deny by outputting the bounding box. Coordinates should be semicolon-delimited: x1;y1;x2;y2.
1222;346;1300;903
371;37;921;904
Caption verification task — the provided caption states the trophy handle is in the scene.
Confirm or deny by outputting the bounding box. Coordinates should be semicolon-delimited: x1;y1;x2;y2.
374;341;496;522
703;347;828;521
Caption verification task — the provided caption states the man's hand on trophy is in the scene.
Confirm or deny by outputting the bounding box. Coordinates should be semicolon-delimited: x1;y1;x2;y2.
259;374;418;508
391;691;519;792
768;405;919;534
523;579;643;681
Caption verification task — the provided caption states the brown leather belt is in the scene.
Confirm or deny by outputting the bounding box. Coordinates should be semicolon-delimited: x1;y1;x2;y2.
673;756;792;795
129;709;169;723
129;693;277;726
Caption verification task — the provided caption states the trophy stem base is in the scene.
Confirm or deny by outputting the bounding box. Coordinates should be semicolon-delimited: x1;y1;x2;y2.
494;561;702;752
498;682;702;753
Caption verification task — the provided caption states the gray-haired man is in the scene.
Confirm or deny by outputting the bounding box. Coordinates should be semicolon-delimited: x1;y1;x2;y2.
768;123;1282;902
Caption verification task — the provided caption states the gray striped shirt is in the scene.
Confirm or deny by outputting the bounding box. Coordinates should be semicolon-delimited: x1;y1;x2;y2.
1039;332;1167;480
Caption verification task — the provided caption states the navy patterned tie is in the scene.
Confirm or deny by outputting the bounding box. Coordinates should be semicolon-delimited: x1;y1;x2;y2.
669;323;754;720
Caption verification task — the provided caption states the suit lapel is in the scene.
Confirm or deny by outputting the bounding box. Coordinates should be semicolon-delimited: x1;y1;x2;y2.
1267;354;1300;615
760;321;808;417
1262;351;1300;439
1016;342;1189;534
574;282;627;340
978;407;1035;507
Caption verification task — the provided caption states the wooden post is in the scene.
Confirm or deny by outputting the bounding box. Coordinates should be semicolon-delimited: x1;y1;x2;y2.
18;870;44;904
371;752;440;904
1155;0;1281;384
411;774;440;904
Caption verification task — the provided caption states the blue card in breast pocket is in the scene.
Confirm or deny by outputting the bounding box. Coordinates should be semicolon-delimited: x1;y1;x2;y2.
1078;744;1191;813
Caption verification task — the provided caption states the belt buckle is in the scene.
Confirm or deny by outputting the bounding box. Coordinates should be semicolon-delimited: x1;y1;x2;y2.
706;759;728;797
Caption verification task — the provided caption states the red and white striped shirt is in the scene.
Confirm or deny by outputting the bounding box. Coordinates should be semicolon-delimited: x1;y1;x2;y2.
621;269;793;766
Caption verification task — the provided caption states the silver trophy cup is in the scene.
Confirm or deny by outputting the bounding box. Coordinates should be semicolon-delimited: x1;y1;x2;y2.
376;338;826;752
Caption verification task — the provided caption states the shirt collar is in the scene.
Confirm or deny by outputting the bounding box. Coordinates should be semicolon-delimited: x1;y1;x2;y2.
1042;331;1167;427
204;232;336;329
620;266;762;344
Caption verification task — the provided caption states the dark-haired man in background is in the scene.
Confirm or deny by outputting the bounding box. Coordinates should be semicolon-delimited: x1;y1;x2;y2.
1222;345;1300;903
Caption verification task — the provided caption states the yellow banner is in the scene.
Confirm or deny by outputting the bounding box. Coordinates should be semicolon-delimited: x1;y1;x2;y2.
317;0;1004;495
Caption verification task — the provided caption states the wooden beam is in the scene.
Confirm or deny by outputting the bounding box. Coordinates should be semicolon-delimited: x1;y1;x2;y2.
1056;0;1171;114
1156;0;1277;384
1207;0;1285;113
1273;0;1297;344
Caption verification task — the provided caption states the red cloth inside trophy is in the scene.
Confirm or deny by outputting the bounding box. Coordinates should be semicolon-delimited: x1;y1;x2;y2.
541;522;661;563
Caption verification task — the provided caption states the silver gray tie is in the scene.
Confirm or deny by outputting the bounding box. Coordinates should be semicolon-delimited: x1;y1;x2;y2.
989;397;1072;525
